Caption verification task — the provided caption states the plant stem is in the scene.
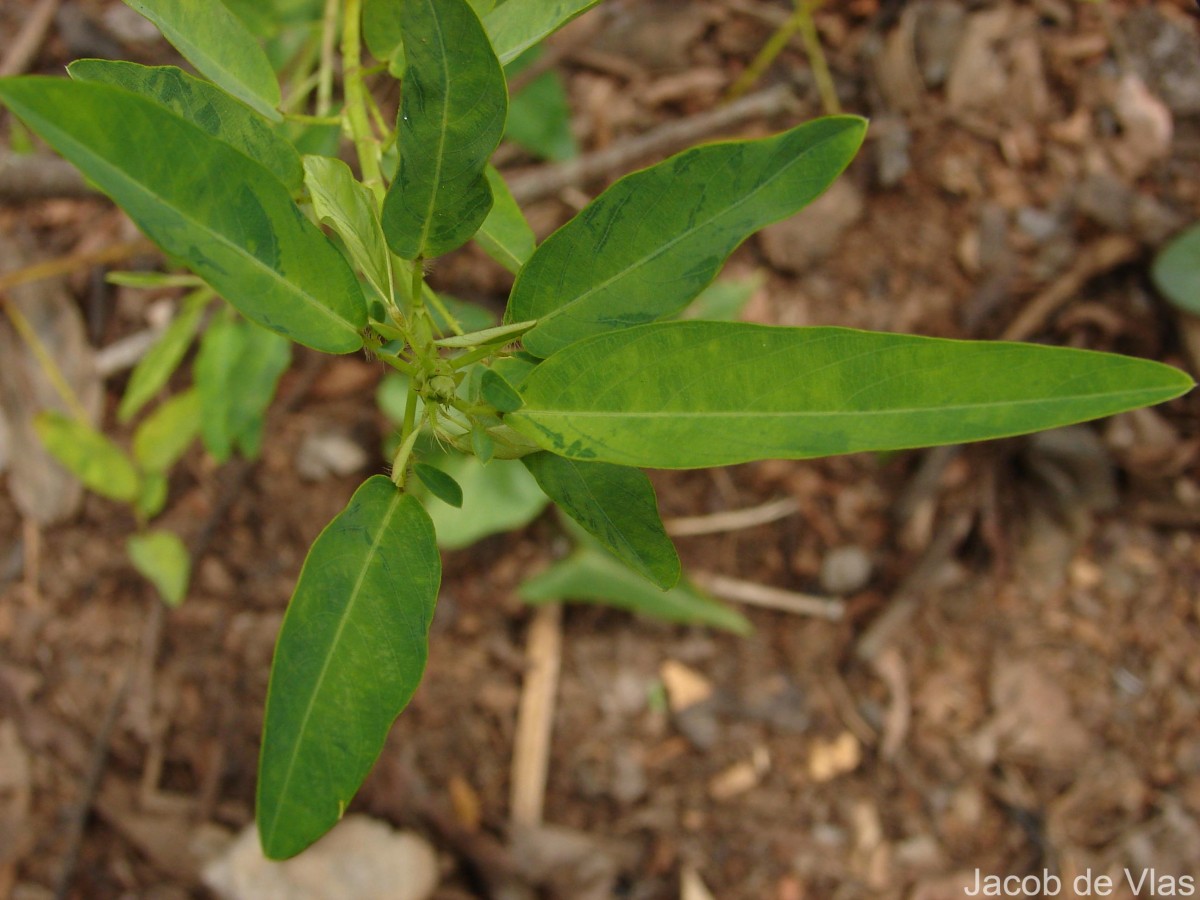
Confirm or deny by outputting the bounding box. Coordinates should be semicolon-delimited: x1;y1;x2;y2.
2;301;89;422
341;0;384;200
797;1;840;115
391;389;421;487
316;0;339;117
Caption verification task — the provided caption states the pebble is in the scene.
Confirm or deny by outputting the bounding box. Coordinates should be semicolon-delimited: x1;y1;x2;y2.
819;546;873;595
758;179;865;274
295;428;368;481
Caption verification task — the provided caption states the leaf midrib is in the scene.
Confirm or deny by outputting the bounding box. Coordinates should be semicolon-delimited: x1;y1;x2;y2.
518;386;1179;421
262;488;403;848
25;102;356;336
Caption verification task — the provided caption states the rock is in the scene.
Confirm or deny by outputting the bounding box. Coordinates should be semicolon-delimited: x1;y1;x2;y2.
609;744;647;804
873;116;913;188
758;178;865;273
295;427;369;481
808;732;862;783
914;0;966;89
1124;7;1200;116
659;660;713;712
1075;172;1133;232
202;817;438;900
819;546;873;595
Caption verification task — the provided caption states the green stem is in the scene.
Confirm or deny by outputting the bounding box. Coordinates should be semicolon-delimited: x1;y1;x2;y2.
390;421;421;489
448;344;500;370
797;1;840;115
316;0;339;116
341;0;384;200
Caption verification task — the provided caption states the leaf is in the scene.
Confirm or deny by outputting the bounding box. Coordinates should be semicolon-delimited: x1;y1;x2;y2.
475;166;536;274
1152;222;1200;315
195;317;291;462
381;0;507;260
506;116;867;357
682;272;764;321
522;452;680;589
480;367;523;412
303;155;392;303
68;60;303;192
33;411;140;503
136;471;170;519
484;0;603;65
416;453;547;549
363;0;403;61
505;51;577;162
413;463;464;507
118;289;208;422
521;548;750;635
0;78;366;353
257;477;441;859
121;0;282;120
127;529;190;607
508;321;1196;469
133;388;201;473
434;319;535;349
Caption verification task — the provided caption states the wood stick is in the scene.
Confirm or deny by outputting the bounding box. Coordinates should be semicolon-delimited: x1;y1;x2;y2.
665;497;800;537
0;0;60;78
506;84;798;205
691;571;844;620
509;603;563;828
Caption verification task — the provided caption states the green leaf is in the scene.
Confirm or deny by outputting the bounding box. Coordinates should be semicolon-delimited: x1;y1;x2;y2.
68;60;303;192
127;529;190;607
508;321;1196;468
475;166;536;274
507;116;867;357
480;367;523;412
195;317;291;462
118;289;209;422
121;0;282;121
434;319;535;349
0;78;366;353
416;453;547;549
257;477;440;859
413;463;464;507
505;52;577;162
522;452;679;589
682;272;764;321
521;548;750;635
34;412;140;503
381;0;507;259
133;388;201;473
484;0;603;65
136;471;170;519
363;0;403;61
1152;223;1200;315
303;155;392;303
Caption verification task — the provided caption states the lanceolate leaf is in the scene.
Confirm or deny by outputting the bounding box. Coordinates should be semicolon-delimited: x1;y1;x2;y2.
508;322;1196;469
122;0;282;120
475;166;535;274
303;155;392;303
68;60;302;191
507;117;867;357
118;288;209;423
522;453;680;589
0;79;366;353
133;388;201;473
258;477;441;859
416;453;547;549
381;0;507;260
521;548;750;635
484;0;603;65
34;412;140;503
127;530;191;607
413;463;464;507
1152;222;1200;316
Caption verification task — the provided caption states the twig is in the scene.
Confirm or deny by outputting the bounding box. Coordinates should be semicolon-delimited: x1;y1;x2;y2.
691;571;844;620
0;239;157;294
53;621;142;899
0;152;95;201
509;603;562;829
665;497;800;536
854;509;974;662
0;0;60;78
506;84;798;205
1000;234;1140;342
2;301;89;422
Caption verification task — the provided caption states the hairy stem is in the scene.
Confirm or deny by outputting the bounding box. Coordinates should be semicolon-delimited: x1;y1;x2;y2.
341;0;384;199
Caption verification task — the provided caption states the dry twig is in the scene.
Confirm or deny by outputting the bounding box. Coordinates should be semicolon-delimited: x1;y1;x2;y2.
507;84;798;205
0;0;61;78
509;603;563;829
691;571;844;620
665;497;800;536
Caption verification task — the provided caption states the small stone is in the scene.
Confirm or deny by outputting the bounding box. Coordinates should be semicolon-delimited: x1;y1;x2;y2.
758;179;865;274
202;817;438;900
295;428;368;481
674;706;720;752
659;660;713;712
808;732;862;783
819;546;873;595
914;1;966;89
610;745;647;804
873;117;912;188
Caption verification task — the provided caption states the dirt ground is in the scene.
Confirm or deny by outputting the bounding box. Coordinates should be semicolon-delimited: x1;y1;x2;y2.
2;0;1200;898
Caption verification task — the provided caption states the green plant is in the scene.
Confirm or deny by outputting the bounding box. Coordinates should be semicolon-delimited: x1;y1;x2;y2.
0;0;1191;861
